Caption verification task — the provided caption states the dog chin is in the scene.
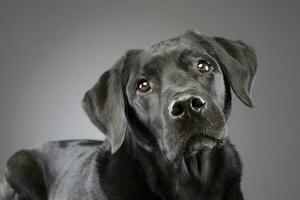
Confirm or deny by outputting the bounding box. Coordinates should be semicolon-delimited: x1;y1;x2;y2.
184;137;217;156
166;134;224;162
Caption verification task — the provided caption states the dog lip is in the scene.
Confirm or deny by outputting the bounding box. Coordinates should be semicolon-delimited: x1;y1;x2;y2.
201;134;225;144
183;134;225;156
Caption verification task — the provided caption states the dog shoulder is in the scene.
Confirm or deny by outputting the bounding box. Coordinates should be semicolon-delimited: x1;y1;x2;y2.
38;139;110;167
3;139;111;200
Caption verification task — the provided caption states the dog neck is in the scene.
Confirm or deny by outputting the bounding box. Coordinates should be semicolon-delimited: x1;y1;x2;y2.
119;133;229;199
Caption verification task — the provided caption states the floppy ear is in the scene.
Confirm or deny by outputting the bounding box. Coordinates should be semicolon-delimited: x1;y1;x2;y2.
190;31;257;107
209;37;257;107
82;58;127;154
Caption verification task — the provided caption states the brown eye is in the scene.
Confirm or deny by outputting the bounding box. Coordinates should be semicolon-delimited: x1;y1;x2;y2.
137;79;151;93
197;59;212;73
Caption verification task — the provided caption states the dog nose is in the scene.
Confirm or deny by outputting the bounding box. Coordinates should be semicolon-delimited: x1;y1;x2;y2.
169;95;206;118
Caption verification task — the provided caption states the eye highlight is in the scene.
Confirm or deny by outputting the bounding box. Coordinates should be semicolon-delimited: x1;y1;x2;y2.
197;59;212;73
137;79;151;93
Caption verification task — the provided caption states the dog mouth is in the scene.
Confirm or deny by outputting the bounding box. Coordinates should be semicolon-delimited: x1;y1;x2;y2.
184;134;225;156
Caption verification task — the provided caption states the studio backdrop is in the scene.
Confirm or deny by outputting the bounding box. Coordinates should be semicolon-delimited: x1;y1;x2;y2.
0;1;299;200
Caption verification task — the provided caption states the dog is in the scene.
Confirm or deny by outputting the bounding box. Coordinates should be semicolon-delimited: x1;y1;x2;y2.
0;30;257;200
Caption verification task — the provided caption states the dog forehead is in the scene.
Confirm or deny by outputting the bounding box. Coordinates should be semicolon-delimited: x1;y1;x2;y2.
133;36;207;71
146;34;206;55
126;33;211;78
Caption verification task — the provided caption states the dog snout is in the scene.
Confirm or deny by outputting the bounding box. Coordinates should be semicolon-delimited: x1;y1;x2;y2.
169;95;206;118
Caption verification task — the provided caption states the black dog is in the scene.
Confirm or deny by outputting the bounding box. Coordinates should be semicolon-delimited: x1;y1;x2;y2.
0;31;257;200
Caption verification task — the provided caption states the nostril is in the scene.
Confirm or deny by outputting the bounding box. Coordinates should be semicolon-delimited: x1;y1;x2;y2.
190;97;206;111
171;103;184;117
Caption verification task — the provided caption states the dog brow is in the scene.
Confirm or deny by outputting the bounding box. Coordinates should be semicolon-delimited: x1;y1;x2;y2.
143;63;158;75
179;49;194;59
142;54;169;75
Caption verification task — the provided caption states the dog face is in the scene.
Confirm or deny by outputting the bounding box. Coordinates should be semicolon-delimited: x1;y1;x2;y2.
82;31;257;162
124;38;228;161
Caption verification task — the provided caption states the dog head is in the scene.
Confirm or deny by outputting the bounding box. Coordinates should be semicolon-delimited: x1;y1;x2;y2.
82;31;257;161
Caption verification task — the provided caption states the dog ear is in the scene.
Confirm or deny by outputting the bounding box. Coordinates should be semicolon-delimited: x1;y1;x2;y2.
188;31;257;107
209;37;257;107
206;36;257;107
81;57;128;154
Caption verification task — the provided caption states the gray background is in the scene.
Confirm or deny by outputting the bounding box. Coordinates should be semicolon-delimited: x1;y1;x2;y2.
0;1;299;199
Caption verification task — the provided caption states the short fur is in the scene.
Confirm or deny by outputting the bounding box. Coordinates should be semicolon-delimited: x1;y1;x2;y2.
0;31;257;200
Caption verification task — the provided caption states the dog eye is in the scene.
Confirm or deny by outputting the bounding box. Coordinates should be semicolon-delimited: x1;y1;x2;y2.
197;59;212;73
137;79;151;93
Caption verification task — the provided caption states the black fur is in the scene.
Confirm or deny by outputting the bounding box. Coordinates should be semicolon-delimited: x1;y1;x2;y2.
0;31;257;200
